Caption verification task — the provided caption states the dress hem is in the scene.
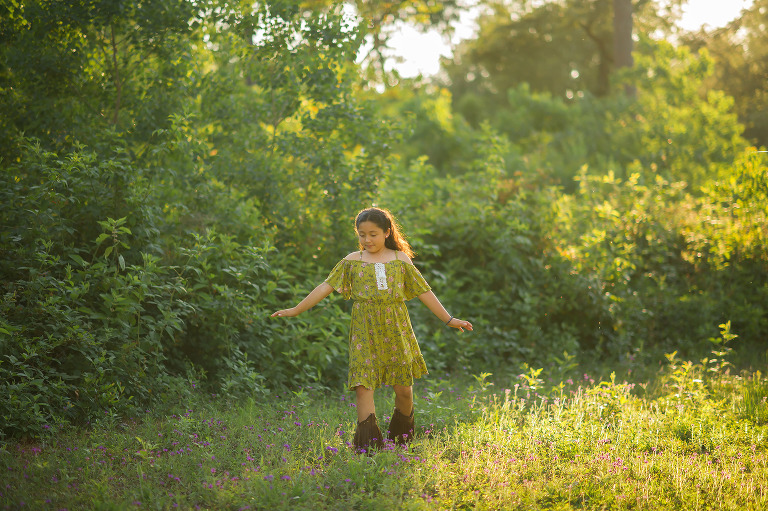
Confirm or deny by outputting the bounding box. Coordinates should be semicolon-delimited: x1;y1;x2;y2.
346;369;429;391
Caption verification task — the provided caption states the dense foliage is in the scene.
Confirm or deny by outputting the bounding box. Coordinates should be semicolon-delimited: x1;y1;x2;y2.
1;0;766;440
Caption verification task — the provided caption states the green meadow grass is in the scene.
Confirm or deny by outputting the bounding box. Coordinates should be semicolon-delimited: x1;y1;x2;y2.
2;366;768;510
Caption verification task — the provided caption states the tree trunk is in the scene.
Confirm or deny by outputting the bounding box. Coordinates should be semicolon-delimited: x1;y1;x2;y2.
613;0;635;96
613;0;633;68
579;19;612;97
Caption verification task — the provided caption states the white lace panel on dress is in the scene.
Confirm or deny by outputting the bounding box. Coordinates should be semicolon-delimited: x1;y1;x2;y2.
374;262;388;290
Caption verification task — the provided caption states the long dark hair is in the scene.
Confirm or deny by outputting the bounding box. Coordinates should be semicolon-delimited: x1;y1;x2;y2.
355;207;414;259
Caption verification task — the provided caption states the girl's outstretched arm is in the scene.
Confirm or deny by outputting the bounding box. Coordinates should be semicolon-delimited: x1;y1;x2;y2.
417;290;473;333
272;282;334;318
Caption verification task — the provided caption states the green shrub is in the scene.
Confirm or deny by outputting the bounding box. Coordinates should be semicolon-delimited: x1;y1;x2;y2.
0;139;352;439
379;127;599;374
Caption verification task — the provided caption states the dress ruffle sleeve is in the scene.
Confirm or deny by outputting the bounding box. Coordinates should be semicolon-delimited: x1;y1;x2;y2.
402;262;431;301
325;259;353;299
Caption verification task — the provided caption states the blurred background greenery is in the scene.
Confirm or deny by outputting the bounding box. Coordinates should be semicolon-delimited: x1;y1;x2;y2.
1;0;766;439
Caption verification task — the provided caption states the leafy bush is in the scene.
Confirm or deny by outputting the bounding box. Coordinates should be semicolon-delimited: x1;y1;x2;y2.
553;150;768;362
379;127;598;374
0;137;352;439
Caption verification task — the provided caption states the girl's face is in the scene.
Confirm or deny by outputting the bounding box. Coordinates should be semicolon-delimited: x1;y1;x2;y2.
357;221;390;255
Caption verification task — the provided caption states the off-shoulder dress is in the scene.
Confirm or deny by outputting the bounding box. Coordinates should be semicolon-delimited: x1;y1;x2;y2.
325;251;430;391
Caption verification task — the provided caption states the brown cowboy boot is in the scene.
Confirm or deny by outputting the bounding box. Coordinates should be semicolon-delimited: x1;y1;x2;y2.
387;406;415;446
353;413;384;454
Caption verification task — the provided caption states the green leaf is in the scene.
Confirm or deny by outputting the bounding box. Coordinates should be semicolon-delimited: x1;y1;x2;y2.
70;254;88;267
119;255;126;271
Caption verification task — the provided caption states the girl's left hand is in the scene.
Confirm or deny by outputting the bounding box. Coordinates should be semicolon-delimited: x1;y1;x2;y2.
448;318;473;332
272;308;298;318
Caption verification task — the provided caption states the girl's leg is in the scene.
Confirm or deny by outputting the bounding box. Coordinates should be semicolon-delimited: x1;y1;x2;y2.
388;385;415;445
353;385;383;452
355;385;376;422
393;384;413;415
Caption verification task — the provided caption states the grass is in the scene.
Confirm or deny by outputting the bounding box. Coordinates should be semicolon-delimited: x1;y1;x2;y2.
2;365;768;510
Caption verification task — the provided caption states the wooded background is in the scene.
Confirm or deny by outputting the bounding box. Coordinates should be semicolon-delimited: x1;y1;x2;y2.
1;0;766;439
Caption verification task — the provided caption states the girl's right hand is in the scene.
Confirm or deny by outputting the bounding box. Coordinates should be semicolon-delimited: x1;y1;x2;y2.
271;308;299;318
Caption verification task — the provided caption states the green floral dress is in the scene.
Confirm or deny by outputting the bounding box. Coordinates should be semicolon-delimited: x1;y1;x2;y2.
325;252;431;391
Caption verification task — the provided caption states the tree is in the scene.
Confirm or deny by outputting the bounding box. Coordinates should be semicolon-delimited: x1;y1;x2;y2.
680;0;768;147
0;0;198;160
304;0;465;86
443;0;683;106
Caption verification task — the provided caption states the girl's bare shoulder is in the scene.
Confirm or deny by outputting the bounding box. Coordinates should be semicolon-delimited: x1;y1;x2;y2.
398;252;414;265
344;251;362;261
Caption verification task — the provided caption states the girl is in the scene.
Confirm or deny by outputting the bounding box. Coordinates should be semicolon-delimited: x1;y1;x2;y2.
271;207;472;452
